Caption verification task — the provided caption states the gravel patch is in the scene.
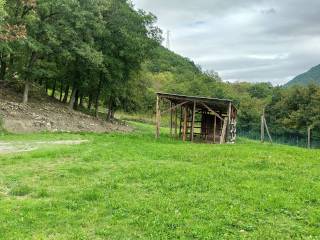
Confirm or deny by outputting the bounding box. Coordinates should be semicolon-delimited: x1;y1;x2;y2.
0;140;89;154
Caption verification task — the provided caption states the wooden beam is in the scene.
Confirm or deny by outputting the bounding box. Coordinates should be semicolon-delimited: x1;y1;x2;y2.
200;102;224;121
228;102;232;123
174;106;178;138
155;95;160;138
220;117;228;144
227;102;232;142
161;101;189;115
190;101;196;142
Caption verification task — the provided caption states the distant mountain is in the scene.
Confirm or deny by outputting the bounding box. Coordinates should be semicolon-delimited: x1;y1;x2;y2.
286;64;320;87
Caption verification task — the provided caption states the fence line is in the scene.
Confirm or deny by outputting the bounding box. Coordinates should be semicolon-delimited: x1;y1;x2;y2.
238;128;320;149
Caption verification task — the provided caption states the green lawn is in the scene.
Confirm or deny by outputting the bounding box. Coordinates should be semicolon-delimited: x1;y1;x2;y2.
0;122;319;239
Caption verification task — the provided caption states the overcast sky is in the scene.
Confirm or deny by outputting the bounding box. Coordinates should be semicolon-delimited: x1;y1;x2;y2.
132;0;320;85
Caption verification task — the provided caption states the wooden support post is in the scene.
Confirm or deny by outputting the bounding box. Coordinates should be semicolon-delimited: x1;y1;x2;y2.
308;127;311;149
264;117;273;143
183;106;188;141
227;102;232;142
213;115;217;144
205;114;209;141
155;95;160;139
261;109;265;143
220;117;228;144
190;101;196;142
174;106;178;138
228;103;232;123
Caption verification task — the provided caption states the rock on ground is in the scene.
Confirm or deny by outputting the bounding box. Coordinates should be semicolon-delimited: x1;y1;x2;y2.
0;85;131;134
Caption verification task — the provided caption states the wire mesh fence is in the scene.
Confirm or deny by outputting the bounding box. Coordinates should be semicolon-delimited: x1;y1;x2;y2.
238;128;320;149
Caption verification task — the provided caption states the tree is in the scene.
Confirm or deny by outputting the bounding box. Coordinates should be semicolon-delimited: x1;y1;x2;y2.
0;0;5;19
265;84;320;140
0;0;36;102
1;0;162;115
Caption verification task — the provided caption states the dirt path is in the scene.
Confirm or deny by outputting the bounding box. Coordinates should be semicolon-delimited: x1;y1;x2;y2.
0;140;89;154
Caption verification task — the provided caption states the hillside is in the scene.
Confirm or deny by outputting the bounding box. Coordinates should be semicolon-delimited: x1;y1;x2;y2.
286;64;320;86
142;46;225;99
145;46;201;75
0;83;131;134
142;46;205;93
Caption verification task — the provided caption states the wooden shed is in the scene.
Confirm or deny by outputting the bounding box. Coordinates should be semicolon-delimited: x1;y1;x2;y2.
155;93;237;144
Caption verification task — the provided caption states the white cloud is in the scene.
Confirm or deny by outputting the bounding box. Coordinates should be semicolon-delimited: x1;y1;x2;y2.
132;0;320;85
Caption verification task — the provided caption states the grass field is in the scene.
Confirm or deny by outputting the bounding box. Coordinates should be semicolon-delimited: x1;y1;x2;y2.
0;122;319;239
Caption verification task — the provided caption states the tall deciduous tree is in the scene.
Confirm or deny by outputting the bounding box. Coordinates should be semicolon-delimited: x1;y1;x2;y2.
1;0;162;111
0;0;5;18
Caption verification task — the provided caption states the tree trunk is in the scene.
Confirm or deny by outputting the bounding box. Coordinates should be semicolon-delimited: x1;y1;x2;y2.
79;94;84;108
73;89;79;110
107;97;114;121
63;85;70;103
7;54;14;80
69;88;77;110
72;89;79;110
59;80;63;101
21;52;37;104
95;95;99;118
107;107;112;121
3;53;13;80
88;94;92;111
95;77;103;118
23;80;30;104
51;79;57;98
0;57;7;81
45;80;49;94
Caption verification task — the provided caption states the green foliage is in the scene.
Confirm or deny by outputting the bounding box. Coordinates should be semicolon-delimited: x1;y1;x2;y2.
248;82;273;99
1;0;319;142
286;64;320;86
136;46;271;134
136;45;320;142
0;0;5;19
0;124;319;239
0;0;161;112
266;84;320;138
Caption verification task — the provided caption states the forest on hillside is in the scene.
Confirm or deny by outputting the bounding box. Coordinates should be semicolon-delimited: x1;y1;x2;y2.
1;0;320;146
0;0;162;119
286;64;320;86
